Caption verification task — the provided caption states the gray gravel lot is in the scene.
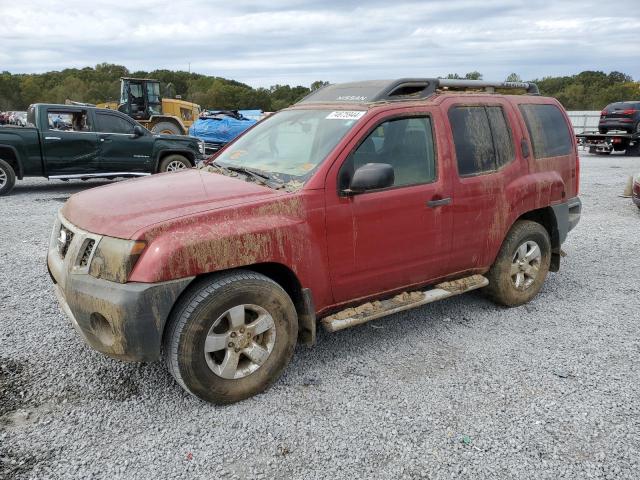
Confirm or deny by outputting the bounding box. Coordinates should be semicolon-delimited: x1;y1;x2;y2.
1;153;639;479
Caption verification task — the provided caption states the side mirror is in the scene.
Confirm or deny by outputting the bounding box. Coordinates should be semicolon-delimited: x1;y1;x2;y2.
348;163;394;194
133;125;145;137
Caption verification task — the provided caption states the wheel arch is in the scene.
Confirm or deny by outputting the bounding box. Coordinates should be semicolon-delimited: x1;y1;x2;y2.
163;262;316;347
0;144;23;179
515;206;562;272
154;150;196;172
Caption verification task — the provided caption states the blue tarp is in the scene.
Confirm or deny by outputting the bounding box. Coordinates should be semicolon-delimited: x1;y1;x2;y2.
188;110;260;144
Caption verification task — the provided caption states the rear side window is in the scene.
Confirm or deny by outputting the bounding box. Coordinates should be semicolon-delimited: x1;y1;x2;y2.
519;104;573;159
448;106;514;176
95;112;136;134
47;110;91;132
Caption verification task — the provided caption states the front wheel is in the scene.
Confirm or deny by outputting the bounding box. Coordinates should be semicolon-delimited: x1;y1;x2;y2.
159;154;191;172
0;159;16;196
484;220;551;307
151;121;182;135
163;271;298;404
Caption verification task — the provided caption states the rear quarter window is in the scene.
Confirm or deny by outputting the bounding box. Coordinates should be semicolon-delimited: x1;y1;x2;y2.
519;104;573;159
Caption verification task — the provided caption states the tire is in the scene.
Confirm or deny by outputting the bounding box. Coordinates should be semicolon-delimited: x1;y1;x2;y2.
151;121;182;135
0;159;16;196
599;128;607;134
163;270;298;404
158;154;191;172
484;220;551;307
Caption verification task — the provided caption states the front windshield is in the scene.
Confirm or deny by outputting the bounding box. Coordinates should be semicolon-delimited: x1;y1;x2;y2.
214;109;365;185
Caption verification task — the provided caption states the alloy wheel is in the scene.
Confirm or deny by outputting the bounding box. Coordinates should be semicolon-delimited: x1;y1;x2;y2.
510;240;541;290
204;304;276;379
166;160;187;172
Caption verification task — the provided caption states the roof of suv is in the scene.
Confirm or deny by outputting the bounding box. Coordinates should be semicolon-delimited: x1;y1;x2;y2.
297;78;540;106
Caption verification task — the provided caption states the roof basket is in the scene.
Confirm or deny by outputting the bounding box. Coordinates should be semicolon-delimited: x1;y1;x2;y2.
297;78;539;104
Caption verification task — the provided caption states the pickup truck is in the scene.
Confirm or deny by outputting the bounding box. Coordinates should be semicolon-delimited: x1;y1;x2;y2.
0;103;204;195
48;78;581;404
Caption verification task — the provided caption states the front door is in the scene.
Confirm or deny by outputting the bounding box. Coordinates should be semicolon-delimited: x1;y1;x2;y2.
95;111;154;172
42;108;100;176
325;111;453;303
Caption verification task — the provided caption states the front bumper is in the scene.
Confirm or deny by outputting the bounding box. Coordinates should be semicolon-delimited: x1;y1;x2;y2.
48;214;193;362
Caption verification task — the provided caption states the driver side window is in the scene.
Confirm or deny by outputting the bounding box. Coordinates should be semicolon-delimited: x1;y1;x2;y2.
339;116;436;191
95;113;136;134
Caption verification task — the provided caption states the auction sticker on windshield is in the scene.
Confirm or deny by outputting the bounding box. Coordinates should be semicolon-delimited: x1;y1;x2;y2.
326;111;366;120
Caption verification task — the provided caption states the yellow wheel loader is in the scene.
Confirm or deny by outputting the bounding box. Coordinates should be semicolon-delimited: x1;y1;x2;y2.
97;77;200;135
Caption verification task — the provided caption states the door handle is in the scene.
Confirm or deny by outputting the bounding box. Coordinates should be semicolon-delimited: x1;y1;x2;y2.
99;137;112;142
45;136;61;140
427;197;452;208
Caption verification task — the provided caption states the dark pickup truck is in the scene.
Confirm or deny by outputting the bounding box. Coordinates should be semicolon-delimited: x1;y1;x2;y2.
0;103;204;195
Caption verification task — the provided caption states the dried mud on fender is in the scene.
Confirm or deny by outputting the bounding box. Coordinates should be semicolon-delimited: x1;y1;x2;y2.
141;196;307;281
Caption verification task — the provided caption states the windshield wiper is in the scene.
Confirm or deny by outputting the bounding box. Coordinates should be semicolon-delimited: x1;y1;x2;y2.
223;165;284;189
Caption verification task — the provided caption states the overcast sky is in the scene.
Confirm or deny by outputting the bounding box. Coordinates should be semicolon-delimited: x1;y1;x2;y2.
1;0;639;87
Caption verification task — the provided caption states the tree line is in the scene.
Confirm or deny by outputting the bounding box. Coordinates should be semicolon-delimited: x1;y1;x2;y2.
0;63;637;112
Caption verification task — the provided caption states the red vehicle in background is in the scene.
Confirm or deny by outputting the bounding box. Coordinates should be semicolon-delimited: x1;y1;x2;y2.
48;78;581;404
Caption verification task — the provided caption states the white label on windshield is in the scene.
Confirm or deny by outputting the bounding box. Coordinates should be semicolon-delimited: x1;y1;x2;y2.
326;111;366;120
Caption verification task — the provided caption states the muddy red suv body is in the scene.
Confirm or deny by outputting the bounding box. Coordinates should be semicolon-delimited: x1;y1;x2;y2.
48;78;581;403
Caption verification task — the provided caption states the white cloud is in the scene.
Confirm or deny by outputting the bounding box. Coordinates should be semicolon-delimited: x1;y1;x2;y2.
0;0;638;86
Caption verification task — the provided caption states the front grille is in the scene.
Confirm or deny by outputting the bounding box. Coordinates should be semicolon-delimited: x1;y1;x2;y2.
204;142;225;154
58;225;74;258
78;239;95;267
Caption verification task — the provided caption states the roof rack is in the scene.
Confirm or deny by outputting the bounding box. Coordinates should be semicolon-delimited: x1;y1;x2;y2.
437;79;539;95
297;78;539;104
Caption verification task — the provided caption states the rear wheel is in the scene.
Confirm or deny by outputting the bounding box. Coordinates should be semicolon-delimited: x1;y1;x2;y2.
151;121;182;135
484;220;551;307
163;271;298;404
159;154;191;172
0;159;16;196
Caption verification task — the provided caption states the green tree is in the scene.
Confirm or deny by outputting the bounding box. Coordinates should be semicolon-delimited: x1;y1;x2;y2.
464;71;483;80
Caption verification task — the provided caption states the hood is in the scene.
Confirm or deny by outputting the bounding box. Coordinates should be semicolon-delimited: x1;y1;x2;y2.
155;133;195;142
62;169;282;239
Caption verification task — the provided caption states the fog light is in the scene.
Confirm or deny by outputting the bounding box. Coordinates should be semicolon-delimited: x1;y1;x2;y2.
89;313;114;347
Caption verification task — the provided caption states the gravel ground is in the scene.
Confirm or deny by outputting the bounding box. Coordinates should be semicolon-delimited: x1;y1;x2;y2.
1;152;639;479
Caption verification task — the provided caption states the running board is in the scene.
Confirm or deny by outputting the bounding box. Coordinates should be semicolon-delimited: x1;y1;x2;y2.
49;172;151;180
321;274;489;332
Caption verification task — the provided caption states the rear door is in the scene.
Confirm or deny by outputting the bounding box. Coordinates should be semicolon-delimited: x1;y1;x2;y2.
94;111;154;173
444;98;526;273
41;108;100;176
325;107;454;302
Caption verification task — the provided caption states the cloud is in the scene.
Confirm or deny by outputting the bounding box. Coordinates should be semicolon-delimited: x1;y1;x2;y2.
0;0;638;86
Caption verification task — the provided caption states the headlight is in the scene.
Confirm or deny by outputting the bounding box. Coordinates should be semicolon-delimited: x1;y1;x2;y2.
89;237;146;283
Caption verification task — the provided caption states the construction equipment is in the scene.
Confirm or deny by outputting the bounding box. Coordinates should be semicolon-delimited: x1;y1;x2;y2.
97;77;200;135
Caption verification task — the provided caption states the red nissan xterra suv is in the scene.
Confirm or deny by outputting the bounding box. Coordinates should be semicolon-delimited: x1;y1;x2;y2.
48;78;581;404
